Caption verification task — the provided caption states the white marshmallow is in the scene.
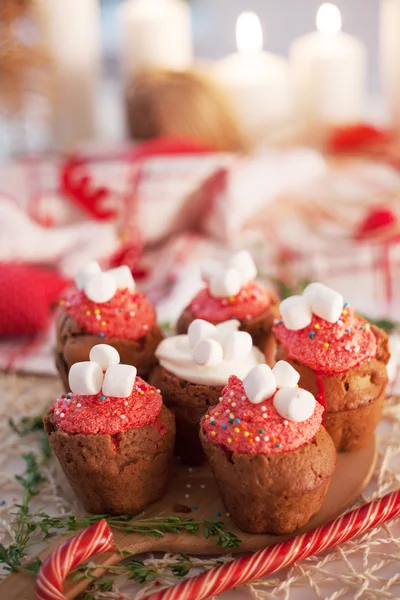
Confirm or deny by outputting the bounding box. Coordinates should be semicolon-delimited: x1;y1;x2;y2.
223;331;253;362
227;250;257;282
272;361;300;388
188;319;218;348
200;259;220;283
302;282;329;305
102;364;137;398
311;286;344;324
89;344;120;371
107;266;135;291
84;272;117;304
69;361;104;395
75;261;101;290
215;319;241;336
243;364;276;404
209;268;243;298
280;295;312;331
192;339;224;366
273;387;316;422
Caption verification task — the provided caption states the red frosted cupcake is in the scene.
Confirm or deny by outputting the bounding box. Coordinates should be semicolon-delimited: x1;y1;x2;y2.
56;262;163;391
200;362;336;534
273;282;390;451
44;344;175;514
176;251;278;362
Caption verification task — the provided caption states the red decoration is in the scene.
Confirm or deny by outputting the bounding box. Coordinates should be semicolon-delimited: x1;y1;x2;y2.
146;490;400;600
35;519;115;600
0;264;68;337
354;206;399;242
60;137;215;222
328;123;391;155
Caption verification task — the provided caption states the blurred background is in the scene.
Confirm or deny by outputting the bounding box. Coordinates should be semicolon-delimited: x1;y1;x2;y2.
0;0;400;373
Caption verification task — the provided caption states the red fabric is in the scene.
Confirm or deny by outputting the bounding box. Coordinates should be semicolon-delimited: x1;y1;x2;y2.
0;264;68;337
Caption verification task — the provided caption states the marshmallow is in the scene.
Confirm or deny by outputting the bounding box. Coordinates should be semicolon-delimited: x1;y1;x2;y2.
84;272;117;304
107;266;135;291
243;364;276;404
209;268;243;298
280;295;312;331
89;344;120;371
75;261;101;290
215;319;241;336
227;250;257;282
302;282;329;305
192;339;224;366
188;319;218;348
272;361;300;388
311;286;344;324
223;331;253;362
102;364;137;398
273;387;316;422
69;361;104;395
200;259;220;283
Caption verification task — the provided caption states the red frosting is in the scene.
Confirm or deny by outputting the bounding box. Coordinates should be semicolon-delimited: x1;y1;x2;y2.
189;282;271;323
274;305;377;374
51;377;163;435
61;287;156;341
201;375;323;456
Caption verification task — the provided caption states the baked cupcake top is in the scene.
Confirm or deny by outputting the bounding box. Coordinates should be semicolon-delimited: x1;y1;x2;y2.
60;262;156;341
51;344;162;435
156;318;265;386
273;282;377;374
202;362;323;456
189;251;272;323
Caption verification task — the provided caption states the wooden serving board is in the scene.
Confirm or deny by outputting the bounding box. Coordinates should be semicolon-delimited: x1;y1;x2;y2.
1;436;377;600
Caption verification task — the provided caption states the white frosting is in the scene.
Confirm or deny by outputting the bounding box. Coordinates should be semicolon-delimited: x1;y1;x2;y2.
156;334;265;386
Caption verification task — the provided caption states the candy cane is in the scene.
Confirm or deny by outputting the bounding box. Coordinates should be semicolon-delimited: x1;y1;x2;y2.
146;489;400;600
35;519;115;600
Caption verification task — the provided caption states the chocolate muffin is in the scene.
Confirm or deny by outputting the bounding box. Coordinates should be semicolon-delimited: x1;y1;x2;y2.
56;263;163;391
176;251;279;362
150;319;265;465
273;283;390;452
44;345;175;515
200;368;337;534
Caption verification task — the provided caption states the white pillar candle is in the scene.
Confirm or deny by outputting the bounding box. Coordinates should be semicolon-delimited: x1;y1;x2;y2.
37;0;101;149
212;12;291;140
118;0;193;82
381;0;400;129
290;3;366;128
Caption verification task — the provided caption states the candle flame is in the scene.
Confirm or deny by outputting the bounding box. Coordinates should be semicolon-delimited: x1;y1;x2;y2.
236;12;263;53
316;3;342;35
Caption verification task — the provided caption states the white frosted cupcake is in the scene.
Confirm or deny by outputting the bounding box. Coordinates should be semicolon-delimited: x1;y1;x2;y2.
149;319;265;465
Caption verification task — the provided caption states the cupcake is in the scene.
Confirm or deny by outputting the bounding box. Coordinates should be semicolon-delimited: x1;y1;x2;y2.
273;283;390;452
176;251;278;361
44;344;175;515
56;262;163;391
150;318;265;465
200;363;336;534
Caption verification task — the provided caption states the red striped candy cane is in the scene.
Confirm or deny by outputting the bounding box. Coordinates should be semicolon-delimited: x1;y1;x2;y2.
35;519;115;600
146;489;400;600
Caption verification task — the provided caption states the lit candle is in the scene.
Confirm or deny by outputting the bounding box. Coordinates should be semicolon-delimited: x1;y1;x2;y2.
37;0;101;149
290;3;366;128
381;0;400;129
118;0;193;82
212;12;291;140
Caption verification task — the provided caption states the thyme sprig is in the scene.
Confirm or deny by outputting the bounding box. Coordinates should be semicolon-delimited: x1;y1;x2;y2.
74;552;225;589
